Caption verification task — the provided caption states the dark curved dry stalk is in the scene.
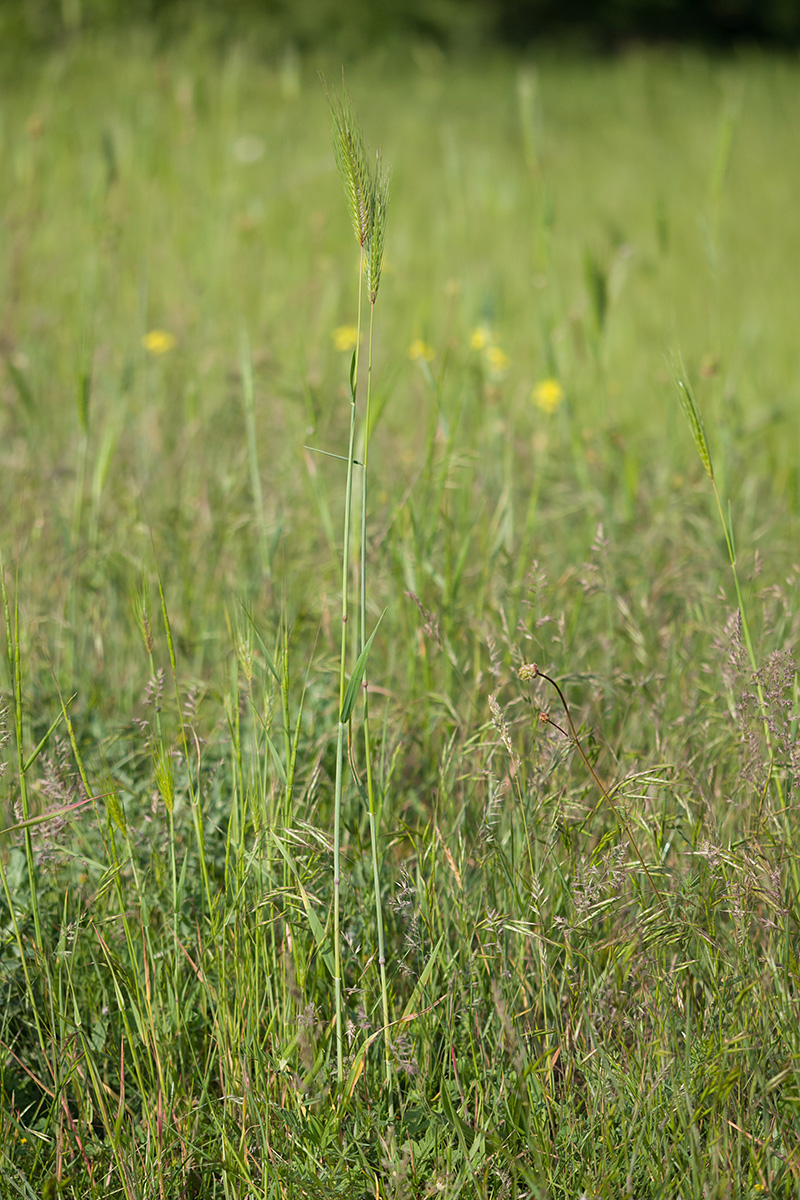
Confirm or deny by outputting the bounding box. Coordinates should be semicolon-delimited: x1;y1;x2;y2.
519;662;669;915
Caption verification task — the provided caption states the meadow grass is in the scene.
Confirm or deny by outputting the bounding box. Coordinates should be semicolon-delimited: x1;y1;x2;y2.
1;28;800;1199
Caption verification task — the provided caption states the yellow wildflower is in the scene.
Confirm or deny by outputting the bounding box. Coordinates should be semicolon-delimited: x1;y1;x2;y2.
485;346;510;373
470;325;492;351
408;339;435;362
333;325;360;352
142;329;176;356
532;378;564;414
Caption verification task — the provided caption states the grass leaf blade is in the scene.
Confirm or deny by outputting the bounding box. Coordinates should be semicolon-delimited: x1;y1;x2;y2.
340;611;384;725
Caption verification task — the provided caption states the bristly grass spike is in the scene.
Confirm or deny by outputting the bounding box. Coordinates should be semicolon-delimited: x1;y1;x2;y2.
324;74;373;250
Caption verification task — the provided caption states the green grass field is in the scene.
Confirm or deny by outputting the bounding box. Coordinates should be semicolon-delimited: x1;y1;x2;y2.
2;28;800;1198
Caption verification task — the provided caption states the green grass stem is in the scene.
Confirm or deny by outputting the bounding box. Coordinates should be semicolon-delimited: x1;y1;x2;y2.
361;279;394;1120
239;326;270;581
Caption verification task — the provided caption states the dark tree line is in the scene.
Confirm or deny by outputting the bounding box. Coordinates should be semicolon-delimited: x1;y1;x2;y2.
496;0;800;45
4;0;800;51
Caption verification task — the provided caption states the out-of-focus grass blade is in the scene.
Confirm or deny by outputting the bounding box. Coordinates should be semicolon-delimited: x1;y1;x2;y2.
239;600;280;681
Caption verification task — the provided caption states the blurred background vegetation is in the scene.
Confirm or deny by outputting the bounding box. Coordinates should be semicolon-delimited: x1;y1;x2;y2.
4;0;800;56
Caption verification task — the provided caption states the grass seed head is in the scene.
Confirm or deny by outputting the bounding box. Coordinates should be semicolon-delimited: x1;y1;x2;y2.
326;81;374;249
325;78;390;300
366;152;390;304
672;352;714;479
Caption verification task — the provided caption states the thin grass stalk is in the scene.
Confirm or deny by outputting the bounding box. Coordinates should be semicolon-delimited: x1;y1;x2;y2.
73;1030;138;1200
56;687;179;1146
283;622;308;835
152;734;179;992
223;652;244;893
66;425;89;676
360;298;394;1117
53;688;171;1036
240;327;270;580
155;567;213;915
327;79;378;1090
1;558;43;953
332;248;364;1086
93;927;164;1159
280;604;294;832
133;576;180;988
166;789;179;995
281;620;309;1047
65;331;92;681
708;474;785;817
0;849;47;1055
